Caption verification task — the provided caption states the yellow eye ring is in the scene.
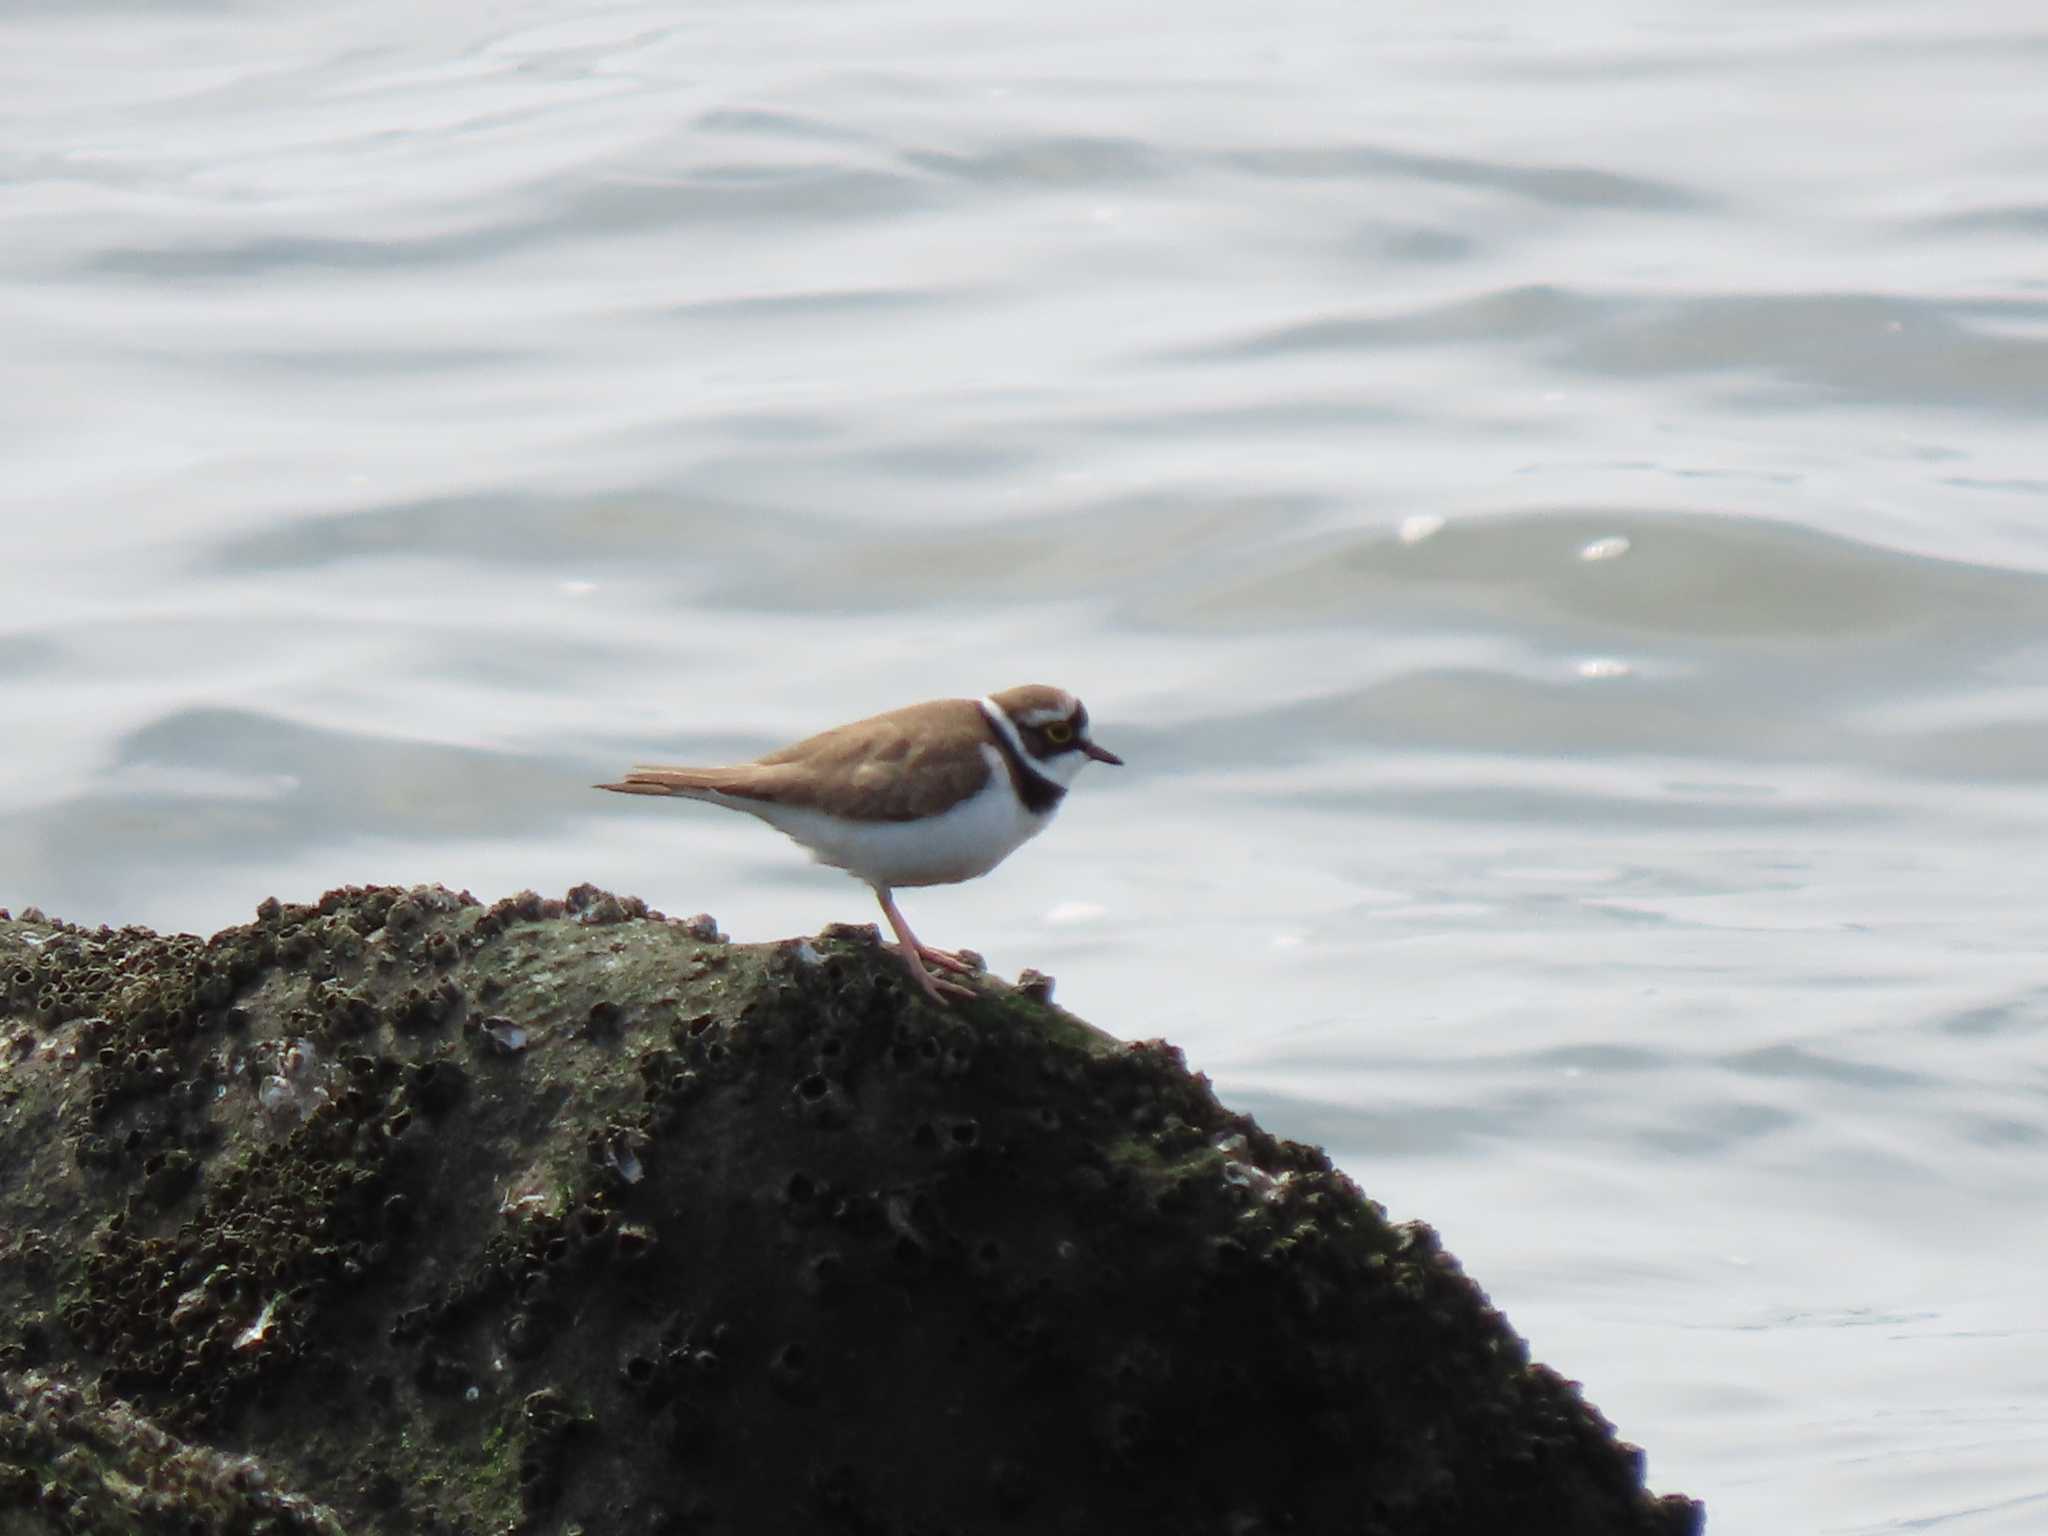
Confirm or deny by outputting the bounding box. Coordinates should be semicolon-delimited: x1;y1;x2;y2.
1044;721;1074;744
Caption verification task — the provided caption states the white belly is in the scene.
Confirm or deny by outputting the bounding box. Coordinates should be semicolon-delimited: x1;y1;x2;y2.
723;754;1055;890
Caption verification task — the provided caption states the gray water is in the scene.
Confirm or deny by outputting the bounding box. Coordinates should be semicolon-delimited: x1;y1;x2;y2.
5;3;2047;1529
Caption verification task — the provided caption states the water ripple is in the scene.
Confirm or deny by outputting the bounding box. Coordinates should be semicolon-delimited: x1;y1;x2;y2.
1214;144;1706;211
1189;287;2048;415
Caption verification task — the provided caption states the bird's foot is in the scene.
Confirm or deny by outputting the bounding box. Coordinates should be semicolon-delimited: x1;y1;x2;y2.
871;889;979;1005
913;944;980;976
888;945;978;1005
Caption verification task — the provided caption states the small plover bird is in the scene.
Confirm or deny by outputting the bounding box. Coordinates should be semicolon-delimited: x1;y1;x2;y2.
596;684;1121;1004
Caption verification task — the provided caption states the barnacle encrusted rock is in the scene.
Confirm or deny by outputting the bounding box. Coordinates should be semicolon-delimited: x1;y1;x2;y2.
0;884;1703;1535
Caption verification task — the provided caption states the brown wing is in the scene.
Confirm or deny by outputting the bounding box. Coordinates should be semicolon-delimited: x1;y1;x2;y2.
598;698;995;822
748;698;995;821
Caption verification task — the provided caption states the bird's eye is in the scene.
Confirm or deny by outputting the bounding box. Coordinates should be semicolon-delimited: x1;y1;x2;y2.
1044;721;1074;744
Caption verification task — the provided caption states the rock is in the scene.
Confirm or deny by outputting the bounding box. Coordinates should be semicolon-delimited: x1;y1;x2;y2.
0;885;1702;1535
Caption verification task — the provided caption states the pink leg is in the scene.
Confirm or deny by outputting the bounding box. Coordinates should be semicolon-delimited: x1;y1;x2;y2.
873;888;977;1004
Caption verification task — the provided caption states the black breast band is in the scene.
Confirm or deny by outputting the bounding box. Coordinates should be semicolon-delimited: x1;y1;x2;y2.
984;722;1066;815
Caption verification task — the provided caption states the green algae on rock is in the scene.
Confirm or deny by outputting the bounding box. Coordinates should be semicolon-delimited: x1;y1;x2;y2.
0;885;1703;1536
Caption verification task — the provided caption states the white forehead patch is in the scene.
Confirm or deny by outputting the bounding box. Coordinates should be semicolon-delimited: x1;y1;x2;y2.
1015;690;1078;728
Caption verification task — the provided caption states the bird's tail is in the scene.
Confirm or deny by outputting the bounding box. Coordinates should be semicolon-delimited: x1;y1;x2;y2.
593;767;735;798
